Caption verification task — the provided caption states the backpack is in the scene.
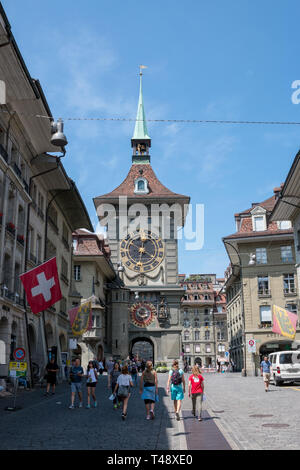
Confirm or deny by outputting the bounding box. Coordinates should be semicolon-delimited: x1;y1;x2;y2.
118;385;129;398
171;369;182;386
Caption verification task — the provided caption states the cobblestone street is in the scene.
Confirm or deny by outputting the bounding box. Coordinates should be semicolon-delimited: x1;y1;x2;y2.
1;372;299;450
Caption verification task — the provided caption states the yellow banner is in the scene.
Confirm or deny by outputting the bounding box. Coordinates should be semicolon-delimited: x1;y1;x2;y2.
71;301;92;336
272;305;297;340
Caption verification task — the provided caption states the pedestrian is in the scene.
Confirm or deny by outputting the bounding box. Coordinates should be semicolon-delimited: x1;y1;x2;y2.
69;358;84;409
260;355;272;392
131;361;138;387
44;357;59;396
166;360;185;421
106;357;114;376
114;365;133;421
188;365;205;422
98;360;104;375
140;360;158;420
86;360;98;408
92;357;99;371
108;362;121;409
141;359;146;372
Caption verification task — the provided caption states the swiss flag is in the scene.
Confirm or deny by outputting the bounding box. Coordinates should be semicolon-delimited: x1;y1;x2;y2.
20;257;62;315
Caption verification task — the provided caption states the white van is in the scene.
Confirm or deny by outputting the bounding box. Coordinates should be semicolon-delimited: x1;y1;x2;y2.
269;351;300;386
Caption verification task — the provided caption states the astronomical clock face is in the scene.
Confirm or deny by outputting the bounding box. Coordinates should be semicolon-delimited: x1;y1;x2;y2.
120;229;164;273
130;302;156;328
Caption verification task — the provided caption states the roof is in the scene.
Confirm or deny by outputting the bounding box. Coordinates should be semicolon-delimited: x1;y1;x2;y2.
73;230;110;257
224;191;293;241
132;73;150;141
271;150;300;221
94;163;189;201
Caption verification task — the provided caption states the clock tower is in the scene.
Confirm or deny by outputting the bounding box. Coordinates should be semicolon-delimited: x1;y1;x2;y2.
94;71;190;365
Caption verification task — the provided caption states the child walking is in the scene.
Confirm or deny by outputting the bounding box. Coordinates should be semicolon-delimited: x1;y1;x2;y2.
188;365;204;421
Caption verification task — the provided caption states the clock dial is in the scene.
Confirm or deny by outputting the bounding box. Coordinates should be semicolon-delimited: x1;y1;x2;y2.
130;302;156;328
120;229;164;273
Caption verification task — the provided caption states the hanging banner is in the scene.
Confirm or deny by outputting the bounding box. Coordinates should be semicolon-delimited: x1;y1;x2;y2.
272;305;297;340
68;301;92;336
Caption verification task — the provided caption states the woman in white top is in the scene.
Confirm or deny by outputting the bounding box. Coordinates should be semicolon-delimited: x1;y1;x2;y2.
86;360;98;409
114;365;133;420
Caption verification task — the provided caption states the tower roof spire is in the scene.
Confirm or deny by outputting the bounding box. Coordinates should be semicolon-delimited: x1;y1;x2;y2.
132;66;151;141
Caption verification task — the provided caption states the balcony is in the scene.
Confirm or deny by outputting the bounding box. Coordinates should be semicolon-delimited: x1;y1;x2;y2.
60;273;69;286
258;322;272;329
6;222;16;237
17;234;25;246
0;143;8;162
83;327;103;339
258;289;271;298
284;288;297;297
62;236;70;251
12;162;22;179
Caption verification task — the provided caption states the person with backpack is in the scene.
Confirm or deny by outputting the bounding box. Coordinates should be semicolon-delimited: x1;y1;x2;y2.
69;358;84;409
131;361;138;387
113;365;133;421
188;365;205;421
86;360;98;409
140;361;158;420
166;360;185;421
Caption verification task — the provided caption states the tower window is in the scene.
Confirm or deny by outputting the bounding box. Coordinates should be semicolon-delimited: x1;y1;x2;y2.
134;177;149;194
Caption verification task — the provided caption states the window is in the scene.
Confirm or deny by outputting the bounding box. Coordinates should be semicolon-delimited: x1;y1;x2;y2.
217;331;225;340
253;216;265;231
183;319;190;327
286;303;297;314
205;331;210;340
74;265;81;281
283;274;295;294
60;297;67;315
205;344;211;353
281;246;293;263
61;257;68;281
134;177;149;194
256;248;267;264
279;354;293;365
184;330;190;341
258;276;269;295
194;331;200;340
260;305;272;324
194;319;200;327
194;295;198;300
185;344;191;353
277;220;291;230
218;344;225;352
195;344;201;353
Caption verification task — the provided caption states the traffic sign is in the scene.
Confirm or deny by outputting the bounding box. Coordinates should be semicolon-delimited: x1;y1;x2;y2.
247;339;256;353
13;348;25;361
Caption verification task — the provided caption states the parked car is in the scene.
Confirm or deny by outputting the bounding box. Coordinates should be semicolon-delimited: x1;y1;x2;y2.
269;351;300;386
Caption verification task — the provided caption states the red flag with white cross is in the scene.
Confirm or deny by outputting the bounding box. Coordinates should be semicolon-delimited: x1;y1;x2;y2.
20;257;62;315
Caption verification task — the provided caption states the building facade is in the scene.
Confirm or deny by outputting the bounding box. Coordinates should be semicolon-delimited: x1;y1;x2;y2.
72;229;130;368
179;274;228;368
0;4;92;386
223;190;300;375
94;72;190;366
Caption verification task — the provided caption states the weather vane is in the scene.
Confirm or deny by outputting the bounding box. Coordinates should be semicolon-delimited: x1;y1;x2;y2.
139;65;147;76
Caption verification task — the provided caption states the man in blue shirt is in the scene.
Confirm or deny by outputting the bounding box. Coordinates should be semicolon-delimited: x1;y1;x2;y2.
260;356;272;392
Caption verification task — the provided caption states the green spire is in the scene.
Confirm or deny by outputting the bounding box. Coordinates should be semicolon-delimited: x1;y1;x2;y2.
132;70;151;140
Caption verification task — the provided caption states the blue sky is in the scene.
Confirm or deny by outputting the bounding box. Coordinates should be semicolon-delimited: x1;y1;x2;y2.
2;0;300;276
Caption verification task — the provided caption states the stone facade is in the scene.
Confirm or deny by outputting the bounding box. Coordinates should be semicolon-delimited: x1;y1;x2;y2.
0;6;92;387
179;274;228;368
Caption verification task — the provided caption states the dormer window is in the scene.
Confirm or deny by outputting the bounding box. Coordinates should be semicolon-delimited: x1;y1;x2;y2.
277;220;292;230
134;177;149;194
251;206;267;232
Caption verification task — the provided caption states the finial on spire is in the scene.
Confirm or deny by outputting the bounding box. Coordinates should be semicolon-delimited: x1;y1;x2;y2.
132;65;151;143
